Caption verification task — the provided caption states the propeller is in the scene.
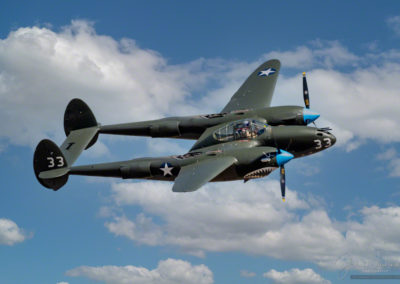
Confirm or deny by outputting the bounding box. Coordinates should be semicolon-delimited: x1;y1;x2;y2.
303;72;310;109
280;166;286;201
269;129;294;201
302;72;320;125
275;149;294;201
303;72;332;130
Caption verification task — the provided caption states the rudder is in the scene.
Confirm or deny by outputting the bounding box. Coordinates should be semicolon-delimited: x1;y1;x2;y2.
33;139;69;190
64;98;98;149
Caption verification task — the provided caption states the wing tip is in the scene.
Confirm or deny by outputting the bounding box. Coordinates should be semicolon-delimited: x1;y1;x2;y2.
265;58;281;67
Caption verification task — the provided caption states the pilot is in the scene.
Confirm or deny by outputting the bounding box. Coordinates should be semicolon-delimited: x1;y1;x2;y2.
244;128;252;138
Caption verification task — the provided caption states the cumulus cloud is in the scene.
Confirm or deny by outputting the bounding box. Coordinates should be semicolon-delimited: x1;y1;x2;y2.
103;180;400;270
66;258;213;284
0;21;216;147
377;147;400;177
146;139;188;156
271;59;400;149
387;16;400;36
0;218;28;245
263;268;331;284
198;40;400;150
1;21;399;153
265;40;359;69
240;270;256;278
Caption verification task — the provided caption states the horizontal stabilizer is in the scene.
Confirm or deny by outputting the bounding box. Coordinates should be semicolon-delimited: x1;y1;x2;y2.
39;168;70;179
172;156;237;192
60;126;99;166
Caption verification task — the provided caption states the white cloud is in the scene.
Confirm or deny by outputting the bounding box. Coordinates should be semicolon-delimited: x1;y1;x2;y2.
0;21;399;153
264;40;359;69
0;21;214;147
103;180;400;270
81;140;110;159
272;63;400;149
56;282;69;284
387;16;400;36
377;147;400;177
66;258;213;284
106;180;308;258
263;268;331;284
261;40;400;150
265;46;314;69
240;270;256;278
0;218;28;245
390;159;400;177
204;41;400;151
146;139;188;156
97;206;117;218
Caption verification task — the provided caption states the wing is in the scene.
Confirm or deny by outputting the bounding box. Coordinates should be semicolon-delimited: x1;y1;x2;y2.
172;156;237;192
221;59;281;113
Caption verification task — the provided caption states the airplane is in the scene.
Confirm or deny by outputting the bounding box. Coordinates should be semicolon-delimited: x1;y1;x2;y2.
33;59;336;201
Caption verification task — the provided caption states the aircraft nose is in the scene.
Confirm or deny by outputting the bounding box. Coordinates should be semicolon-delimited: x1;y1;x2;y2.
320;131;336;148
303;108;320;124
329;133;336;146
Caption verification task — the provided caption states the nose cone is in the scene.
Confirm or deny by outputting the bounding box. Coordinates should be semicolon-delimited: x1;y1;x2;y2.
303;108;320;124
276;150;294;166
329;133;336;146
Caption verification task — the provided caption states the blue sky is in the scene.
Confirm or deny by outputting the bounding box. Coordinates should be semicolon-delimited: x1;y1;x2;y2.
1;1;400;284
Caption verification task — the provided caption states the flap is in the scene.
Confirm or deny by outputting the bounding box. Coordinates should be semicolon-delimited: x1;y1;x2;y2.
172;156;237;192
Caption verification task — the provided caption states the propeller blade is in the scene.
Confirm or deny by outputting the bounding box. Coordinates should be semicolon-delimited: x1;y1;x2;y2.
275;149;293;202
280;165;286;201
303;72;310;109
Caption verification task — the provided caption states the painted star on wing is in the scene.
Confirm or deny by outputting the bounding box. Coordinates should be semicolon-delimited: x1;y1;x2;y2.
160;163;174;176
258;67;276;77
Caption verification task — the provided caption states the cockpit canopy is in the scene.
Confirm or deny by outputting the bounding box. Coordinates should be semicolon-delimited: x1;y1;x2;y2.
213;119;268;142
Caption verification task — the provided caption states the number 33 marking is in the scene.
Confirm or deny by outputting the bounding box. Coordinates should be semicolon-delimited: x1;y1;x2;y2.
314;138;331;149
323;138;331;147
46;156;64;168
314;140;322;149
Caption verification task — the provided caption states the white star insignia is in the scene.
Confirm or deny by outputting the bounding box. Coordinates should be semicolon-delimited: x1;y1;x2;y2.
258;68;276;77
160;163;174;176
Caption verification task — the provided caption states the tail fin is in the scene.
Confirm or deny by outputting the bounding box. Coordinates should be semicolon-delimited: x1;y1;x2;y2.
64;98;99;149
34;98;100;190
34;139;69;190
